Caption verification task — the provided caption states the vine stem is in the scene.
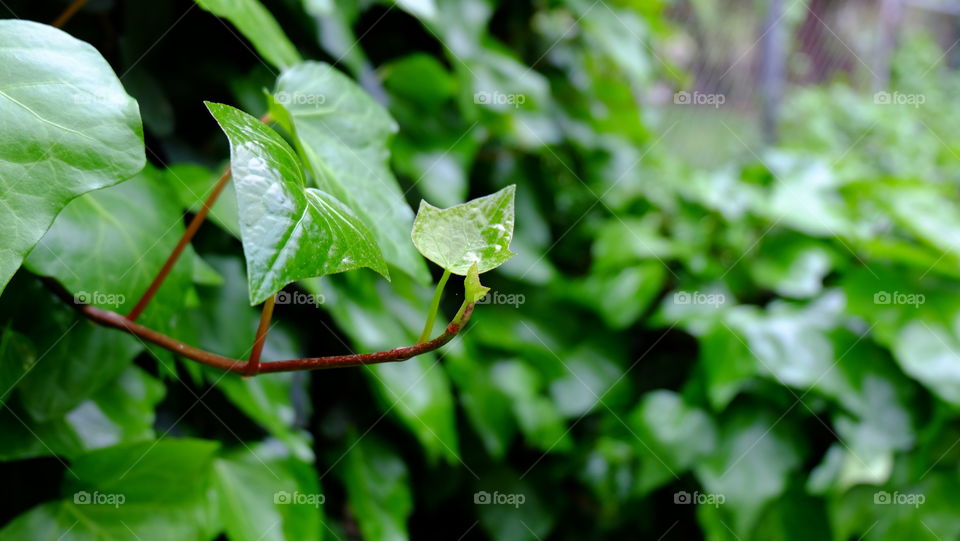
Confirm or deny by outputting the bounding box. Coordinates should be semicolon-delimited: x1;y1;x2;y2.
52;0;87;27
126;166;231;321
246;294;276;375
44;278;475;374
127;113;271;322
418;269;450;343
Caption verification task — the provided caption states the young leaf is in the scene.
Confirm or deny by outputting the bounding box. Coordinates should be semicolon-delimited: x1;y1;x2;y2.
205;102;388;305
412;185;517;275
464;262;490;303
0;20;144;295
271;61;430;283
194;0;302;70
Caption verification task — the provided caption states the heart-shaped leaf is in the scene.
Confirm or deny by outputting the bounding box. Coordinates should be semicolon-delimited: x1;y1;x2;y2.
206;102;388;305
0;20;145;295
412;185;516;275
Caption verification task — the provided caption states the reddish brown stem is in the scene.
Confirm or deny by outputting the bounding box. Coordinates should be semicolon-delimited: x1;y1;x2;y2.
52;0;88;27
246;295;276;375
46;278;474;374
127;112;270;322
127;166;232;321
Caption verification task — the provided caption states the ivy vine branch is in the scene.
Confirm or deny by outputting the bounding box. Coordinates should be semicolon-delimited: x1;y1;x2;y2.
40;102;513;376
41;110;480;376
44;276;475;375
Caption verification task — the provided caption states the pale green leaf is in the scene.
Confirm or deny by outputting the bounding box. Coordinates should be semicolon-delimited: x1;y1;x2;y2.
412;185;516;275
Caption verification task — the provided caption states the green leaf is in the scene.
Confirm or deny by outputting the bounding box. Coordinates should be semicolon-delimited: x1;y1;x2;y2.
305;273;459;463
412;185;516;275
191;256;313;461
206;102;388;305
215;444;323;541
195;0;302;70
271;61;429;283
0;276;142;421
628;390;716;494
694;407;805;536
25;166;199;338
0;20;144;295
394;0;437;21
168;162;241;237
893;320;960;406
443;344;515;458
1;439;221;540
490;359;572;452
339;434;412;541
0;365;164;461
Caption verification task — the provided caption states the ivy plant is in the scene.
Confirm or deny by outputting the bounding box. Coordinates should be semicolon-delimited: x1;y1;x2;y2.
0;19;512;379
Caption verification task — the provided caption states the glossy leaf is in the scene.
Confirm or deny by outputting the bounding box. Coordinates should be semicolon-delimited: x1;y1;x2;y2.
206;102;388;305
412;185;516;275
272;61;429;283
0;20;144;295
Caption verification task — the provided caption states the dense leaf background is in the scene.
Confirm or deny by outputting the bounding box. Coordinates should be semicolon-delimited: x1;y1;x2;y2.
1;0;958;540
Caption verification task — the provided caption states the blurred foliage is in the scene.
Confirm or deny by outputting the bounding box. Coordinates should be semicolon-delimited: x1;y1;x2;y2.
1;0;960;540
